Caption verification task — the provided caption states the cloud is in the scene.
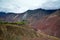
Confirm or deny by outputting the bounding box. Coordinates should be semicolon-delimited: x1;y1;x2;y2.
42;0;60;9
0;0;60;13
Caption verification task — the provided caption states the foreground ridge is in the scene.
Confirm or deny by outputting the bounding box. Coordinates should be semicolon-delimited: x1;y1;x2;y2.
0;22;60;40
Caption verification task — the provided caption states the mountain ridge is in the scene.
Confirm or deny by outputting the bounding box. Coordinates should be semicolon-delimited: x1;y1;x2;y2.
0;9;57;22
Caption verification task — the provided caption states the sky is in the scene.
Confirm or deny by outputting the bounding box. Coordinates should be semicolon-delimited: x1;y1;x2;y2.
0;0;60;13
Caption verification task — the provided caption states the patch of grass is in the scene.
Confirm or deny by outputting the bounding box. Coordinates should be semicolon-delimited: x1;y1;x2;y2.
16;21;26;25
0;20;8;24
0;20;27;25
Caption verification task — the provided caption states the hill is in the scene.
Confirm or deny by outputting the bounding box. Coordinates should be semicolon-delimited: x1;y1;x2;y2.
29;10;60;38
0;22;60;40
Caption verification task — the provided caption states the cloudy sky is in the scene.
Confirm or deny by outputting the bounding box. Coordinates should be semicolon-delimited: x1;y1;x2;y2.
0;0;60;13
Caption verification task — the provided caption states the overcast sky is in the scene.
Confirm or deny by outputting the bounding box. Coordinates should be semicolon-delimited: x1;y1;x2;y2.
0;0;60;13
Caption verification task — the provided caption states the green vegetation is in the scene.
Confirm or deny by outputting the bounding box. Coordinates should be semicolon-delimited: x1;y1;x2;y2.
0;20;27;25
16;20;27;25
0;21;8;24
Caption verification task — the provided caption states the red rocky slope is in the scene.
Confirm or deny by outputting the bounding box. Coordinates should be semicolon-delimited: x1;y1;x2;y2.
31;10;60;38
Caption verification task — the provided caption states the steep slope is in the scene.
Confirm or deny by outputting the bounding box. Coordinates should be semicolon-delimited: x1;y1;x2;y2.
30;10;60;38
0;22;60;40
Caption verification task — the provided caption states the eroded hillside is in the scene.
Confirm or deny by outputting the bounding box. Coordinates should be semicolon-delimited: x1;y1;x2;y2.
0;22;60;40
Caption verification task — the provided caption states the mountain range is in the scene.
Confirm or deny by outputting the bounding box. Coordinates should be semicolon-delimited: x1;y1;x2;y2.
0;9;57;22
0;9;60;40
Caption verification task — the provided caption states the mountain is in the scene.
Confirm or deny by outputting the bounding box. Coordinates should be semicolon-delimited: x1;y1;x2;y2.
0;9;56;22
0;9;60;39
0;12;25;22
29;10;60;38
